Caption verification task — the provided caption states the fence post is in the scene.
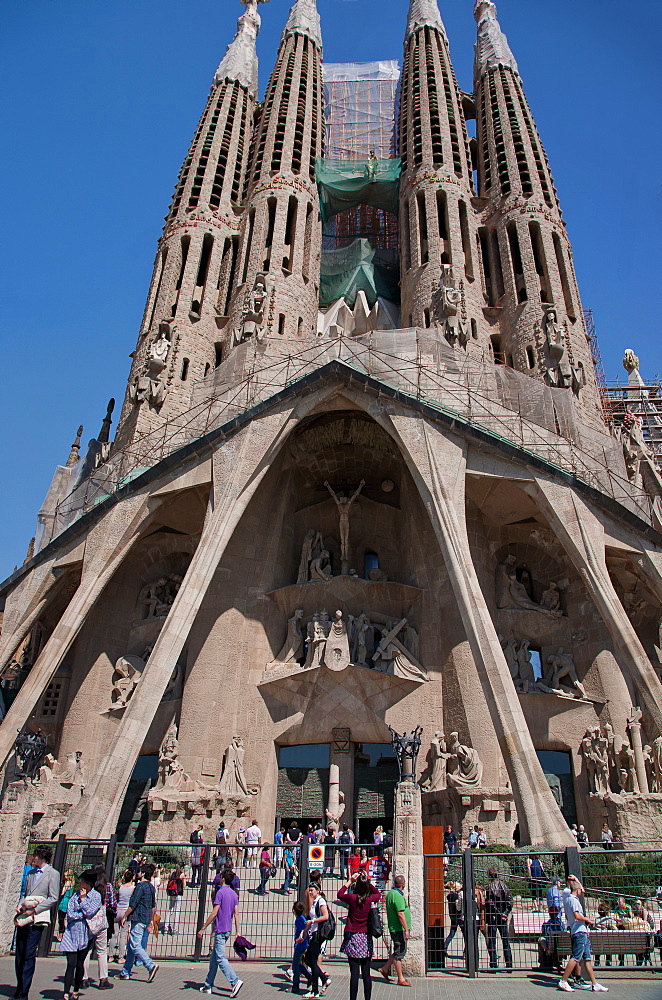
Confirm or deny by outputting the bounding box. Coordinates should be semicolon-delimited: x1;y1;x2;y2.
297;838;310;905
105;834;117;880
564;845;583;881
193;844;212;962
38;835;67;957
462;848;478;979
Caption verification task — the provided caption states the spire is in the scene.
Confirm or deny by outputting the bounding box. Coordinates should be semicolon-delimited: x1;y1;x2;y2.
66;425;83;467
474;1;518;82
98;399;115;445
283;0;322;51
406;0;447;41
214;0;263;93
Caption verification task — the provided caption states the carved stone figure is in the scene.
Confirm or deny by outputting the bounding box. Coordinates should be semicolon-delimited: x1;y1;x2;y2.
130;375;167;407
496;556;563;617
372;618;428;681
38;750;86;791
623;349;640;372
580;728;598;794
273;609;305;664
368;567;388;582
109;654;145;709
238;273;268;343
543;307;565;362
515;639;536;692
540;581;561;612
156;722;188;789
304;612;329;668
219;736;249;797
297;529;324;584
618;745;639;794
148;325;171;374
138;575;183;619
309;549;333;582
323;610;351;671
446;733;483;788
325;762;346;829
652;735;662;793
423;731;451;792
163;660;183;702
324;479;365;574
545;648;587;699
352;613;373;667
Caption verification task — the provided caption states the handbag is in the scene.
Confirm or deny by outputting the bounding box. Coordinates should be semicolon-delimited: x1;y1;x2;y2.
368;902;383;938
268;866;277;879
86;906;108;936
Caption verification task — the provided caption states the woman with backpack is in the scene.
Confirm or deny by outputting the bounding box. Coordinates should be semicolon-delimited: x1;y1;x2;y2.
82;865;115;990
165;865;184;935
302;883;332;999
526;854;546;910
337;871;381;1000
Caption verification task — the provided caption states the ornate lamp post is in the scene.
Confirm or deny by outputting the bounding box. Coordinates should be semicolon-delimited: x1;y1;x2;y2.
14;729;48;781
388;725;423;785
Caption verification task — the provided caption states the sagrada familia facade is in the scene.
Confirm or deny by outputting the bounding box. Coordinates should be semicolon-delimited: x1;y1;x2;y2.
1;0;662;849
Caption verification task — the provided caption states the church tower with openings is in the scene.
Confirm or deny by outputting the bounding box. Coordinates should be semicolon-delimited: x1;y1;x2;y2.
472;1;602;420
224;0;324;350
114;0;262;450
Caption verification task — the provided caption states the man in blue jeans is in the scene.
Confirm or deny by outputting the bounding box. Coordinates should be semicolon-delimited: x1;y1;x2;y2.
119;865;159;982
198;870;243;997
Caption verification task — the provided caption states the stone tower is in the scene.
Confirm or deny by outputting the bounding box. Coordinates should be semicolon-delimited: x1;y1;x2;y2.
224;0;324;350
114;0;262;449
399;0;483;348
472;1;602;419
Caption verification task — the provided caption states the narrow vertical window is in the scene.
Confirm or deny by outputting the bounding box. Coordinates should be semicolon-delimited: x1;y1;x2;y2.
478;228;494;306
526;346;535;368
424;308;431;328
529;222;551;303
215;343;224;368
458;200;473;279
491;230;505;301
241;209;255;284
147;246;168;331
491;334;504;364
278;314;286;336
297;317;304;336
506;222;527;302
417;191;429;265
180;358;190;381
224;236;239;317
403;200;411;272
191;233;214;318
553;232;576;320
284;196;298;272
436;190;449;243
471;318;478;340
302;204;313;280
171;236;190;317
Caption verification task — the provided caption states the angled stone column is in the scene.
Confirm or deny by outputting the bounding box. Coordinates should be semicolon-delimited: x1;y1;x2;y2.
0;495;152;771
66;397;319;838
379;412;574;846
530;478;662;735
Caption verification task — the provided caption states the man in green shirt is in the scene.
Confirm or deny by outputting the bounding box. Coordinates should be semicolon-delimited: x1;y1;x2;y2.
379;875;412;987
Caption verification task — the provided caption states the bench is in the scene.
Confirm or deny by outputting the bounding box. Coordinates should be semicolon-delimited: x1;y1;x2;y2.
549;930;653;963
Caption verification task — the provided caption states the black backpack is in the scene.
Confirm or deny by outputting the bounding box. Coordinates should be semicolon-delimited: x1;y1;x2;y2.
317;900;336;941
383;833;393;848
339;831;351;845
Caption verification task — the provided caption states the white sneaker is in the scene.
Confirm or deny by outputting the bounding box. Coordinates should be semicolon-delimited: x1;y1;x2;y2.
558;982;574;992
199;988;212;995
230;981;244;998
591;986;608;993
302;993;319;999
284;969;293;983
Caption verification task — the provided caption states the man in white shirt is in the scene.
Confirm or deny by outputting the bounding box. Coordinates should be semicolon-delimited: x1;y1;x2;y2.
245;820;262;868
15;845;61;1000
558;875;608;992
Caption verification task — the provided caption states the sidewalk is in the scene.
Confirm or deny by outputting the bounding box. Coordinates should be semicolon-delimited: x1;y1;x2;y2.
1;957;660;1000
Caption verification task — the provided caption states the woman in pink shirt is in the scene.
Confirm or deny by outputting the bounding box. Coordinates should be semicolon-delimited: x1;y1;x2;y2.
337;871;381;1000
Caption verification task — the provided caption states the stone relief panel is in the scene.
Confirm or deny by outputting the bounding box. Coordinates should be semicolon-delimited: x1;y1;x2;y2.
421;732;484;792
580;710;662;798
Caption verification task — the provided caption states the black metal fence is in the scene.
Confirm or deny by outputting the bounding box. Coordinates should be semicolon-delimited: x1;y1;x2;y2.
425;846;662;977
27;838;391;966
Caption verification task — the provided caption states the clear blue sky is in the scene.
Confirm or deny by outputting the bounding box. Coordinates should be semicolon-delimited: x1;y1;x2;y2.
0;0;659;579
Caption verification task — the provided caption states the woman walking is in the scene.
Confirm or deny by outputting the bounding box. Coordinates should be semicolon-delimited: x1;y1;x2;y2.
165;865;184;934
110;871;134;964
59;870;102;1000
257;847;273;896
302;883;330;999
82;866;115;989
337;871;381;1000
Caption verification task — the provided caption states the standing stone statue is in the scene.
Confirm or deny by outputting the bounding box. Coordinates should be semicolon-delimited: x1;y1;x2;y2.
545;648;587;699
580;727;598;794
423;732;451;792
297;529;324;584
516;639;536;692
323;610;351;671
352;613;373;667
309;549;333;582
540;582;561;612
237;273;268;343
325;763;346;829
324;479;365;575
219;736;249;797
446;733;483;788
651;735;662;793
272;609;305;665
156;722;189;790
109;654;145;709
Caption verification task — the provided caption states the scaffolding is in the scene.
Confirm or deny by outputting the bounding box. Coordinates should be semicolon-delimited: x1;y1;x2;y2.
321;61;401;305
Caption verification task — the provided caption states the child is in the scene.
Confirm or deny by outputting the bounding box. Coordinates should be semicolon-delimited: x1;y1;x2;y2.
286;901;311;995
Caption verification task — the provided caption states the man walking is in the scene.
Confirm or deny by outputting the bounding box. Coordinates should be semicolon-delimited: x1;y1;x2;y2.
245;819;262;869
379;875;412;987
14;845;60;1000
485;867;513;969
190;825;204;886
558;874;608;992
119;864;159;982
198;870;243;997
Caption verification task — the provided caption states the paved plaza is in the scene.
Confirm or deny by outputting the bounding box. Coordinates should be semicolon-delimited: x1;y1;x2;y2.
1;957;660;1000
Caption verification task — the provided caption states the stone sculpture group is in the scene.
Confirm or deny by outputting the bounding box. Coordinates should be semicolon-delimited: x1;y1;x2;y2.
580;717;662;796
422;731;484;791
500;635;587;699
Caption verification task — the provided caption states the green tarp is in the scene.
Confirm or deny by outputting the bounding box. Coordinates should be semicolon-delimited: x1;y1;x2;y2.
320;238;399;309
315;156;402;225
